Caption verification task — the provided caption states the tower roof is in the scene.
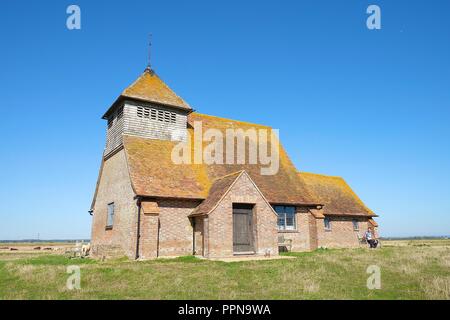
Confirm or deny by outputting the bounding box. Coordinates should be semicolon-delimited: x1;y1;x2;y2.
102;68;192;119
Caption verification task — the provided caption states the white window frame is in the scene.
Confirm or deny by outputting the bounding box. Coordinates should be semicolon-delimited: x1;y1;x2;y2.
106;202;115;229
274;206;297;231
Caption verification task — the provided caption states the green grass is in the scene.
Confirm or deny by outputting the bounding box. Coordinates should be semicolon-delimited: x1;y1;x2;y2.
0;240;449;300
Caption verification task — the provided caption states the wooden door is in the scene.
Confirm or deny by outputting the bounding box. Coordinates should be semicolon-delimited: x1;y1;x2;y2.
233;204;254;253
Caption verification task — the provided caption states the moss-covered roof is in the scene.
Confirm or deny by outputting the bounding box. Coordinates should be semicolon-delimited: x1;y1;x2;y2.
122;69;191;110
191;171;243;216
123;113;319;205
299;172;376;217
102;68;192;119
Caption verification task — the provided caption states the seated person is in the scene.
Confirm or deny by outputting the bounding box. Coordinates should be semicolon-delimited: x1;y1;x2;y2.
364;228;378;248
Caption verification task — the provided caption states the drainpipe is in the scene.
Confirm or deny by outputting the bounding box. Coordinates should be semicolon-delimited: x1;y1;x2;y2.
192;218;196;255
135;197;142;260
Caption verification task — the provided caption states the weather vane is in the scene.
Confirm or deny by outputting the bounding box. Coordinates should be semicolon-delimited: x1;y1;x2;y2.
147;33;152;70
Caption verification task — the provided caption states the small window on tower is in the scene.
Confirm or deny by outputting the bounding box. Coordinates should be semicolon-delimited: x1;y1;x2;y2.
150;108;157;120
137;106;144;118
164;111;171;122
170;112;176;123
143;107;150;118
157;110;164;122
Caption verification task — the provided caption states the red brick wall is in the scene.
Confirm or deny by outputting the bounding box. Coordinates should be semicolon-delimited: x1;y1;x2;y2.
278;208;376;251
277;207;316;252
130;198;202;259
316;216;371;248
91;150;375;259
157;199;200;257
91;149;138;258
138;212;159;259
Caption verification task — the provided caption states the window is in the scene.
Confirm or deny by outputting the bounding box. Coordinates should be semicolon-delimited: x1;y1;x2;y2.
352;219;359;231
106;203;115;229
136;106;177;124
274;206;296;230
164;111;171;122
324;217;331;231
150;108;157;120
157;110;164;121
137;106;144;118
137;106;151;118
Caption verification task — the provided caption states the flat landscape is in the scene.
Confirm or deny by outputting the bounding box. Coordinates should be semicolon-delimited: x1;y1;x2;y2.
0;239;449;300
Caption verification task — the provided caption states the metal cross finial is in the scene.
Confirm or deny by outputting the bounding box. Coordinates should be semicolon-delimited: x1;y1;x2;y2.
147;34;152;70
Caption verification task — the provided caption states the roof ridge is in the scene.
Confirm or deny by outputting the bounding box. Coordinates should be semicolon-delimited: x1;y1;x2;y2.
191;112;272;128
299;171;344;179
138;70;192;109
211;170;245;182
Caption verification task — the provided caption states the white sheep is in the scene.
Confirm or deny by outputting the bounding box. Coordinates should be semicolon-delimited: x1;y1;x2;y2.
81;243;91;256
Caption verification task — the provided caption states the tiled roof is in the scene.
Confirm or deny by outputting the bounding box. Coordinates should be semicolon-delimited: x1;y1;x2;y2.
122;69;191;110
191;171;244;216
368;218;378;227
123;113;320;205
299;172;376;217
103;69;192;119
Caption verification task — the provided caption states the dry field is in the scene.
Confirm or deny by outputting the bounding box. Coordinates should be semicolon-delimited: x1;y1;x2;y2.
0;239;449;300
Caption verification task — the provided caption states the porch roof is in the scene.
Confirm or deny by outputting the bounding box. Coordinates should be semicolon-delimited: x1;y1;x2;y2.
190;171;243;216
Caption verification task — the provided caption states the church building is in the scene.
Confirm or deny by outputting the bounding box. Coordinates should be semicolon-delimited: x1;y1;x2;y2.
89;66;378;259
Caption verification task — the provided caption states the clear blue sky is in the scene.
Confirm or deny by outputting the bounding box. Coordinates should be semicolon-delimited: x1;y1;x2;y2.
0;0;449;239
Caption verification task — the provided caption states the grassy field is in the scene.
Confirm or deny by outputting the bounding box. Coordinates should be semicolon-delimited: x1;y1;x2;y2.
0;240;449;300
